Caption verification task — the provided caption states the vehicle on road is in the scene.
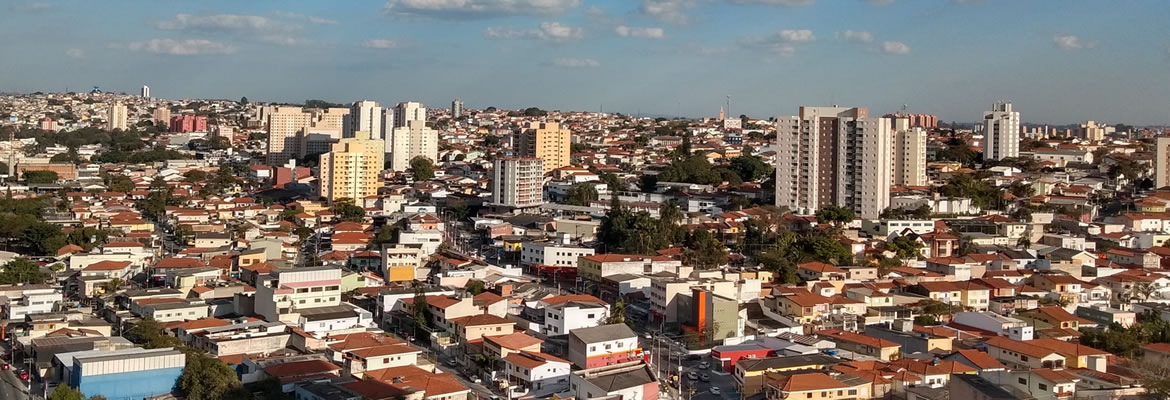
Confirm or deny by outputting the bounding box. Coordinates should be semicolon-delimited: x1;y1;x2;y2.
446;359;458;367
698;361;709;369
687;372;698;380
19;370;29;380
0;363;8;370
700;373;710;382
711;387;721;395
643;333;652;339
685;354;702;361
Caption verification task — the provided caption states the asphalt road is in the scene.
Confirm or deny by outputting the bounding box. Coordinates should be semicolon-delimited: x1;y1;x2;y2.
641;334;738;400
0;366;30;400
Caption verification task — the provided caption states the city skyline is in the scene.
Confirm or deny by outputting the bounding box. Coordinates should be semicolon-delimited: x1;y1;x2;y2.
3;0;1170;124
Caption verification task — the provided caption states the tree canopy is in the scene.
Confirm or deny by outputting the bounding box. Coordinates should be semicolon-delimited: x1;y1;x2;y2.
23;170;59;184
331;199;365;222
0;258;50;285
564;183;599;206
409;156;435;181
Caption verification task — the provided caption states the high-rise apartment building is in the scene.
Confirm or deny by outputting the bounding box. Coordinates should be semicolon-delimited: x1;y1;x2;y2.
775;106;892;219
1155;137;1170;189
140;85;150;99
265;106;349;166
152;107;171;129
254;266;343;323
169;115;208;133
393;102;426;128
491;157;544;208
387;120;438;172
344;100;382;139
319;130;385;203
983;102;1020;161
452;99;464;119
890;117;927;187
1081;120;1106;142
514;121;571;174
106;102;128;131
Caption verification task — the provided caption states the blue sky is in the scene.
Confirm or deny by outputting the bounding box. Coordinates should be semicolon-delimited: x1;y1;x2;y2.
3;0;1169;125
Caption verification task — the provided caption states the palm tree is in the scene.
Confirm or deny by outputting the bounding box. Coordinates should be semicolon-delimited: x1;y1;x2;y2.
102;278;125;294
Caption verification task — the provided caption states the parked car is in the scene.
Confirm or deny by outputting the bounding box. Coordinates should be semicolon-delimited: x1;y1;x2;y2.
698;361;709;369
711;387;721;395
687;372;698;380
19;370;29;380
0;363;9;370
700;373;710;382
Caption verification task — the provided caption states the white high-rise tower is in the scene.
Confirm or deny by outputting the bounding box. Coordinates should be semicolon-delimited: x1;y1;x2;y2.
452;99;464;119
393;102;426;128
140;85;150;99
983;102;1020;161
345;100;382;139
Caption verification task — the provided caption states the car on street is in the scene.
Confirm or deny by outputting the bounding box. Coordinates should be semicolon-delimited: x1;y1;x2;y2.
19;370;29;380
700;373;709;382
698;361;709;369
0;363;8;370
711;387;721;395
446;359;458;367
685;354;702;361
643;333;652;339
687;372;698;380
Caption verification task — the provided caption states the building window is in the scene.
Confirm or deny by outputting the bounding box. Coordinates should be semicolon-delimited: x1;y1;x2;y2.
1019;378;1027;385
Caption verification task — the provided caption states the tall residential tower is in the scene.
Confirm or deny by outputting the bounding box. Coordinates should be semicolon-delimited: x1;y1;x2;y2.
891;116;927;187
106;102;128;131
514;121;571;174
491;157;544;209
774;106;892;219
983;102;1020;161
319;130;385;203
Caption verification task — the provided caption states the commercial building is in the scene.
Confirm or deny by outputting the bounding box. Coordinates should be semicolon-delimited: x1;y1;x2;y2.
774;106;892;219
451;99;464;119
68;347;186;400
170;114;208;133
982;102;1020;161
1;288;61;321
515;121;571;173
319;130;385;203
569;361;657;400
891;116;927;187
566;323;641;369
140;85;150;99
1081;120;1106;142
106;102;128;131
255;266;343;323
387;121;438;172
491;157;544;208
1156;137;1170;189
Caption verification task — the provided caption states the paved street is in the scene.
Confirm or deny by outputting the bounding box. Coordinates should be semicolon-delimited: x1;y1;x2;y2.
641;334;738;400
0;367;30;400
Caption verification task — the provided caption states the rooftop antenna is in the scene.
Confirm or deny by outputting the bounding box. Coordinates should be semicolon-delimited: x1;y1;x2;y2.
726;95;731;119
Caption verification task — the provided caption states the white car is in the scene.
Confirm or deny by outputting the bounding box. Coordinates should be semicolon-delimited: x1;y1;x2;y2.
711;387;721;395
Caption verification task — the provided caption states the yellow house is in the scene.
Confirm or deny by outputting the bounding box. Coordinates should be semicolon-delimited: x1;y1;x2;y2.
764;372;871;400
734;354;842;398
768;292;830;324
341;271;369;292
451;314;515;343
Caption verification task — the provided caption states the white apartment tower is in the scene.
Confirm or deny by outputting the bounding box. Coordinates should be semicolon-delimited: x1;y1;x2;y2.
775;106;892;219
319;130;385;203
394;102;426;128
265;106;349;166
492;157;544;208
140;85;150;99
387;120;438;172
983;102;1020;161
106;102;128;131
452;99;464;119
891;117;927;187
345;100;382;139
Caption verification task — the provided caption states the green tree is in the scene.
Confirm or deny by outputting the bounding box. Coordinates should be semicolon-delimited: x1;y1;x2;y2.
208;136;231;150
126;318;183;348
331;198;365;222
49;384;84;400
606;298;628;325
465;280;486;295
23;170;59;184
411;286;433;337
684;229;728;270
729;154;773;182
1134;282;1157;302
373;224;400;246
23;222;67;256
815;205;855;226
102;278;125;294
886;236;924;260
0;258;49;285
103;172;135;193
483;135;501;147
179;352;243;400
564;183;599;206
409;156;435;181
600;172;622;192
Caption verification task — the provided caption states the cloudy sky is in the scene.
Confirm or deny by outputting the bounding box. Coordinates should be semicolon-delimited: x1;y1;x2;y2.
3;0;1170;124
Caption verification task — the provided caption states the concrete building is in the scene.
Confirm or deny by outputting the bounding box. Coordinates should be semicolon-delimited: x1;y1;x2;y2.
891;117;927;187
140;85;150;99
106;102;128;131
1;288;61;321
451;99;464;119
393;101;426;128
566;324;640;369
519;240;595;268
774;106;892;219
515;121;571;174
170;114;208;133
1156;137;1170;189
491;157;544;208
152;107;171;128
68;347;186;400
345;100;382;139
255;266;343;323
982;102;1020;161
542;298;610;336
569;361;657;400
319;130;385;203
387;121;438;172
265;106;349;166
1082;120;1106;142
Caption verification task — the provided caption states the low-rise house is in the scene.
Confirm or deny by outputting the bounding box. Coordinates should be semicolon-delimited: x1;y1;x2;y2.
568;361;657;400
816;329;902;361
762;371;871;400
502;351;572;396
566;323;640;369
733;354;842;397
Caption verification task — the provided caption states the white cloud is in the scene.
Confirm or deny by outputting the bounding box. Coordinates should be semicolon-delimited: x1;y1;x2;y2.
584;6;619;25
65;48;85;59
364;39;401;49
127;39;236;55
728;0;816;6
740;29;815;55
385;0;580;18
274;11;338;25
779;29;815;43
156;14;295;32
259;35;309;46
1053;35;1094;50
308;16;338;25
839;30;873;43
881;41;911;55
615;26;666;39
552;57;599;68
641;0;695;25
10;2;50;12
865;0;894;5
486;22;583;41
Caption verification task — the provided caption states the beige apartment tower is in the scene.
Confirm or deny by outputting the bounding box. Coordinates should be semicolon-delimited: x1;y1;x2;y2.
775;106;892;219
1156;137;1170;189
106;102;128;131
387;120;439;172
265;106;349;166
319;130;385;203
891;117;927;187
515;121;571;174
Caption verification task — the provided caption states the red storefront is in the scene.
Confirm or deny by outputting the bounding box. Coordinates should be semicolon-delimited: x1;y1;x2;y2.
710;344;774;372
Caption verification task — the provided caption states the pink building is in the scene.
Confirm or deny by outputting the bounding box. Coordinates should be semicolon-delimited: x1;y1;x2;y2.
170;115;208;133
